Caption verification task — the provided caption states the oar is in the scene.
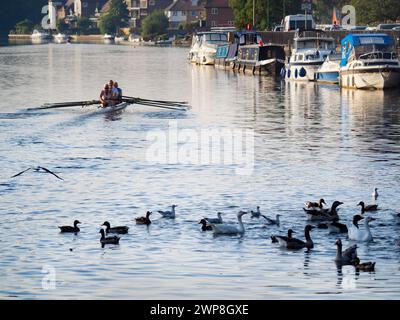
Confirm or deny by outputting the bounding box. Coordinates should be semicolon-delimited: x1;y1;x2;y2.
29;100;100;110
129;101;188;111
122;96;189;105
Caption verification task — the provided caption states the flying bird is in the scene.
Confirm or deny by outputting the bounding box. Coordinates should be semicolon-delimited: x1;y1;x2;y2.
11;166;64;180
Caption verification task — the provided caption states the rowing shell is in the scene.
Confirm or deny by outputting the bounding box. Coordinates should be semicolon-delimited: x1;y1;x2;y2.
97;102;130;113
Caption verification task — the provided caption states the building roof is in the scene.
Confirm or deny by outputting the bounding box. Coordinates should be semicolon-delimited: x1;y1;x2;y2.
101;0;112;13
204;0;230;8
165;0;205;12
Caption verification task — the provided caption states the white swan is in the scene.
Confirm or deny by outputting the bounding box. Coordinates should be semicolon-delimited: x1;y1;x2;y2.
250;206;261;218
348;215;375;242
211;211;247;235
158;205;177;218
204;212;223;224
261;214;280;225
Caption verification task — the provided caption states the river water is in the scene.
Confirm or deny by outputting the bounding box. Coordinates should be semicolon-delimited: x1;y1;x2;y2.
0;42;400;299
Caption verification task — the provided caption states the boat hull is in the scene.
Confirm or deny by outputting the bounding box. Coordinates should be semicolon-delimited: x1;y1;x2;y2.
98;102;129;113
340;66;400;89
285;63;322;81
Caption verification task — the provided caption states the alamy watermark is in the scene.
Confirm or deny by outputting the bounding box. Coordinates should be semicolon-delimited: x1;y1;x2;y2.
145;121;254;175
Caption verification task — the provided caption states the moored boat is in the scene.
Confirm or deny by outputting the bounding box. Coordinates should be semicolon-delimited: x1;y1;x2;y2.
196;31;229;65
284;30;336;81
31;29;51;42
54;33;68;43
339;33;400;89
315;55;340;84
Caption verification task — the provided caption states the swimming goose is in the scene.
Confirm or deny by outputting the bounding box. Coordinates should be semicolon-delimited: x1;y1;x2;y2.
59;220;81;233
199;219;212;231
101;221;129;234
99;229;120;245
250;206;261;218
204;212;223;224
304;201;343;221
372;188;379;200
352;257;376;271
271;229;294;243
261;214;280;226
11;166;63;180
327;218;348;234
210;211;247;235
334;239;358;264
358;201;378;214
158;205;177;218
348;215;375;242
305;199;326;209
135;211;152;225
276;225;314;249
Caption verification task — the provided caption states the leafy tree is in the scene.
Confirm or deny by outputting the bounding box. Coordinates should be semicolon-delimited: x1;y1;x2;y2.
351;0;400;24
141;10;169;41
99;0;129;34
14;19;34;34
77;17;92;34
56;19;69;33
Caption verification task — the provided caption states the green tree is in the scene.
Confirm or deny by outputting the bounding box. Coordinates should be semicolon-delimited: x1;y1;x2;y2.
229;0;301;30
351;0;400;24
99;0;129;34
14;19;34;34
77;17;92;34
141;10;169;41
56;19;69;33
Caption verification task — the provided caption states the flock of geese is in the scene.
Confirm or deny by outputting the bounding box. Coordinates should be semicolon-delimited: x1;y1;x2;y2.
59;187;399;271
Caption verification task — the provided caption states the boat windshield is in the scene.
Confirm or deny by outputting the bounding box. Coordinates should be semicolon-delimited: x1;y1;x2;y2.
296;39;335;50
355;44;396;59
202;33;228;43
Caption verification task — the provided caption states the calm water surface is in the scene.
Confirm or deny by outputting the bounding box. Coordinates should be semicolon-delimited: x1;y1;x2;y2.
0;43;400;299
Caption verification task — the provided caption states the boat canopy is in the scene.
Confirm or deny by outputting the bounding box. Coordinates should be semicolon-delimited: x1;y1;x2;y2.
340;33;393;66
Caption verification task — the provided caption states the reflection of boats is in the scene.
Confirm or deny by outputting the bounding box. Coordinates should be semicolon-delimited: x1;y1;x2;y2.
339;34;400;89
315;55;340;84
54;33;68;43
31;29;51;42
285;30;336;81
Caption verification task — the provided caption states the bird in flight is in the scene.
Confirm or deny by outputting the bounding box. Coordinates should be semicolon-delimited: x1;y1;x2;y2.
11;166;64;180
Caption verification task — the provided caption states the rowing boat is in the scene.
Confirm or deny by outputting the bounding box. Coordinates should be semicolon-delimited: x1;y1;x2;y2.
97;102;130;113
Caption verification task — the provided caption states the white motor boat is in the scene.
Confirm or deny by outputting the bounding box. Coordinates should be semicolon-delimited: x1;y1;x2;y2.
103;34;115;43
31;29;51;42
54;33;68;43
195;32;229;65
339;33;400;89
285;30;336;81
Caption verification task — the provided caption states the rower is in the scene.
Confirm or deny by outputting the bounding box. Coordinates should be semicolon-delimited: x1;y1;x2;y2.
99;84;112;108
113;82;122;103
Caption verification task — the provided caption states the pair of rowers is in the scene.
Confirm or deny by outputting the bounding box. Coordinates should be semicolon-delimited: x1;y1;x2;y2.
99;80;122;107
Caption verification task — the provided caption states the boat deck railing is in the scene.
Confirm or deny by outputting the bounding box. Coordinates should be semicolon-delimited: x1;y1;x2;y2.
359;51;398;60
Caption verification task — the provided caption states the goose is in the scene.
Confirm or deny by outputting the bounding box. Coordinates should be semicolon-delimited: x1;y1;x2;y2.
135;211;152;225
99;229;120;245
199;219;212;231
158;205;177;218
11;166;63;180
358;201;378;214
305;198;325;209
372;188;379;200
250;206;261;218
261;214;280;226
271;229;294;243
334;239;358;264
352;257;376;271
327;218;348;234
304;201;343;221
59;220;81;233
210;211;247;235
101;221;129;234
276;225;314;249
204;212;223;224
348;215;375;242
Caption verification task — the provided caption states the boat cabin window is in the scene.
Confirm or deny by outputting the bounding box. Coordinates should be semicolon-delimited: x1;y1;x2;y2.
355;44;395;59
239;33;262;45
296;39;335;50
202;33;228;43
